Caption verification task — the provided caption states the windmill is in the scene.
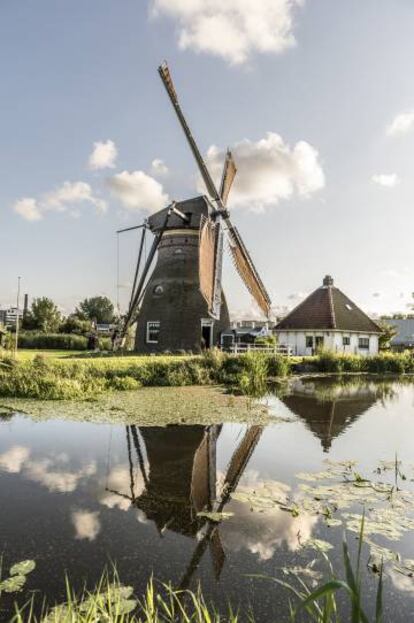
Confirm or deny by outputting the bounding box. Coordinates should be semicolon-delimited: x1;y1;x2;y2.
117;62;271;353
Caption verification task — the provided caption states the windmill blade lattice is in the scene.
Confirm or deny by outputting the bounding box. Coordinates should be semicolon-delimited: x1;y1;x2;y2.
220;150;237;207
226;223;271;317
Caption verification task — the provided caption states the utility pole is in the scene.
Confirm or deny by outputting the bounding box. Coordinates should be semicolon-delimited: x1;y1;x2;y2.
14;276;21;358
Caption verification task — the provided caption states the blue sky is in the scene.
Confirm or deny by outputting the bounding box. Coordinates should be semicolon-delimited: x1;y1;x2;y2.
1;0;414;317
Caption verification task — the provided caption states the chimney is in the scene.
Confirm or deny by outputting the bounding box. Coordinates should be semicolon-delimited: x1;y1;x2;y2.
323;275;334;287
23;293;29;317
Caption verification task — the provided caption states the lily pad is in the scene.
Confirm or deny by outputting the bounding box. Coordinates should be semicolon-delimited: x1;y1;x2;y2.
10;559;36;576
303;538;333;553
0;574;27;593
197;511;234;522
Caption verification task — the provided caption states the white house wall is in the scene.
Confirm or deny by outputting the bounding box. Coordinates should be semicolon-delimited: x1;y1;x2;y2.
276;331;379;356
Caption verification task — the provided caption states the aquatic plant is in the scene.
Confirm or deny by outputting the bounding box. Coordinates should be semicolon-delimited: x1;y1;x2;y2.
7;572;240;623
237;352;269;398
268;516;384;623
3;545;386;623
0;559;36;596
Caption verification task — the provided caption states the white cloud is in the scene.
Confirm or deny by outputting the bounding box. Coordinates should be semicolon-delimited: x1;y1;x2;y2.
218;474;317;561
222;499;317;560
13;181;107;221
0;446;97;493
88;140;118;170
45;181;107;214
151;0;304;65
0;446;31;473
108;170;169;213
371;173;400;188
99;464;145;511
151;159;169;177
387;111;414;137
71;510;101;541
13;198;43;221
25;458;96;493
203;132;324;211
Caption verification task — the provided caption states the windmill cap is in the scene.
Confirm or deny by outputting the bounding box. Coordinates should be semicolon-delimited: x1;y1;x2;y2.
323;275;334;287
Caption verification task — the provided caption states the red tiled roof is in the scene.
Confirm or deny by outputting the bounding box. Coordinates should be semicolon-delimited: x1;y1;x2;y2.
276;276;382;334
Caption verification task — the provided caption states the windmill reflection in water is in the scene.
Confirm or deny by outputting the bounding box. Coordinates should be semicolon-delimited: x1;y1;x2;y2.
106;424;263;589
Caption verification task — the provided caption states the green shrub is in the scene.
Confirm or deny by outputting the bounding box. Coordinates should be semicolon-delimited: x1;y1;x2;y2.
109;376;142;391
312;350;414;375
315;350;345;372
18;332;89;350
367;352;407;374
267;354;291;377
17;332;112;351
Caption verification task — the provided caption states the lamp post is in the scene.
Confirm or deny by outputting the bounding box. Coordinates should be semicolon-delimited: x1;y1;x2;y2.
14;276;21;358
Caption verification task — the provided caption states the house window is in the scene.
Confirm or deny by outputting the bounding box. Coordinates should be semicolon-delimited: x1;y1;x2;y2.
306;336;314;348
358;337;370;350
343;336;351;346
146;321;160;344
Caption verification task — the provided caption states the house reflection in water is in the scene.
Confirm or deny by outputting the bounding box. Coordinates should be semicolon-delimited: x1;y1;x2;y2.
107;424;262;587
280;379;389;452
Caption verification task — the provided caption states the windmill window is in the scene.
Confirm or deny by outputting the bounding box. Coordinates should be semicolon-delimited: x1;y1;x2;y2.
358;337;370;349
153;285;164;296
146;321;160;344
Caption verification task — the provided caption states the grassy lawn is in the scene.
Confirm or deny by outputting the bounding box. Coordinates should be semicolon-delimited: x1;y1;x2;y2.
15;349;86;361
14;349;196;364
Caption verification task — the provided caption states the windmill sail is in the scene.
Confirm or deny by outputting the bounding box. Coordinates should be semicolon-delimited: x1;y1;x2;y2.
226;222;271;317
158;62;221;204
158;62;272;321
159;62;225;319
199;216;222;318
199;216;216;312
220;150;237;207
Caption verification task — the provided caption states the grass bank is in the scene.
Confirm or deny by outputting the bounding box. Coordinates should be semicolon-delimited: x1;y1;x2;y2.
305;350;414;374
1;349;413;402
0;351;289;400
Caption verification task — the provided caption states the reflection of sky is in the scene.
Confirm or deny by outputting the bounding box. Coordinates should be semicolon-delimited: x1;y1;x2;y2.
2;380;414;618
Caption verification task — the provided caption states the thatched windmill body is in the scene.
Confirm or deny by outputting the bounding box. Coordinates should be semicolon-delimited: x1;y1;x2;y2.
118;63;271;353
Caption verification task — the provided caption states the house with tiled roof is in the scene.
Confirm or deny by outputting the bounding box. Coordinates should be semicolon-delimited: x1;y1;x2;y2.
275;275;382;356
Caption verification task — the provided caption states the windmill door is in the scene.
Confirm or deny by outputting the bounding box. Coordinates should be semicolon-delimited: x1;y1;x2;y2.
201;319;214;349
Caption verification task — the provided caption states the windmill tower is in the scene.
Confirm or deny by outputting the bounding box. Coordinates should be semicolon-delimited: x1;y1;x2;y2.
118;63;271;353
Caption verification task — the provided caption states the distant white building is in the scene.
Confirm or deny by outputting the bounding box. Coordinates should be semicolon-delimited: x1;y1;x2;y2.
275;275;382;357
383;317;414;351
0;306;23;327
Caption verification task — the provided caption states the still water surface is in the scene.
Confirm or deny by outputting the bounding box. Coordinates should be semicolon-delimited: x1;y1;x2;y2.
1;377;414;621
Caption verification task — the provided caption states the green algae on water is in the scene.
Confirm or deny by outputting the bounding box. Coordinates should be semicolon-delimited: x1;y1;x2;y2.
0;386;279;426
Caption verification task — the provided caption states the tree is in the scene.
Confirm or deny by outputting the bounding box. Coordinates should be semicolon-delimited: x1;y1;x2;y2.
378;320;398;351
25;297;62;333
59;314;92;335
75;296;115;324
